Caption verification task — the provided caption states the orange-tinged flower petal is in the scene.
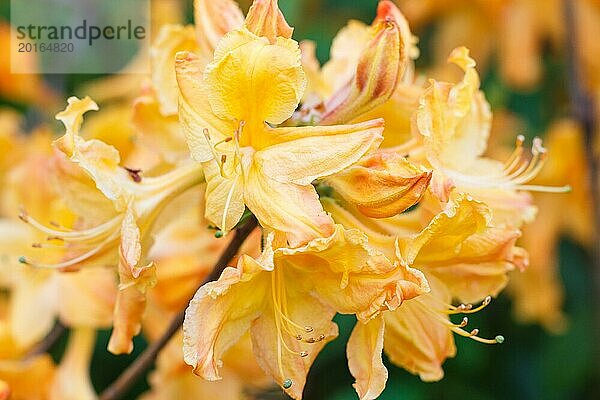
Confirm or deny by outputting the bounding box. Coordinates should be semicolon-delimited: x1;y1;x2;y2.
347;316;387;400
205;28;306;126
249;288;338;400
183;255;268;380
384;278;456;382
194;0;244;55
151;24;200;116
327;151;432;218
0;354;56;400
245;0;293;43
415;47;490;172
278;226;429;322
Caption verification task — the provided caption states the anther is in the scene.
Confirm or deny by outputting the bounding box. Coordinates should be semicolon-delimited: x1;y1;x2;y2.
469;328;479;336
214;230;224;238
459;317;468;327
495;335;505;344
295;335;303;341
299;351;309;358
282;379;293;389
32;243;42;248
305;337;316;344
221;154;227;165
304;326;314;333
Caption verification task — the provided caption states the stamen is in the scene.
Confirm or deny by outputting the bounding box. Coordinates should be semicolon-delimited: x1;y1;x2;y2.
283;379;293;389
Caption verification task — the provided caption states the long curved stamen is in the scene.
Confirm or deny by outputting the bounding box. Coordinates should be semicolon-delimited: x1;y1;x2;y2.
414;295;504;345
270;267;324;388
441;136;570;193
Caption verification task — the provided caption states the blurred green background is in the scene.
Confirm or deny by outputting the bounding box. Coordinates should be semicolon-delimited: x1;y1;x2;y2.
0;0;597;399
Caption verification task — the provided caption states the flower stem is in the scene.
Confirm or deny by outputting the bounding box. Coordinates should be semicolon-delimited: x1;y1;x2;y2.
99;216;259;400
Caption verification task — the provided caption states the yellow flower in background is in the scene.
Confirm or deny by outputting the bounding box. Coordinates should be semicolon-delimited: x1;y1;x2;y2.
508;120;593;332
176;9;385;246
183;226;427;399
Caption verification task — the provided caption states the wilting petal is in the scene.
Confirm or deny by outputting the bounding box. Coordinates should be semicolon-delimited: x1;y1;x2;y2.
108;250;156;354
245;0;293;43
183;256;268;380
151;24;200;115
384;279;456;382
347;316;387;400
194;0;244;55
50;328;97;400
254;120;383;185
327;151;432;217
205;28;305;126
244;163;334;247
175;51;236;162
250;283;338;400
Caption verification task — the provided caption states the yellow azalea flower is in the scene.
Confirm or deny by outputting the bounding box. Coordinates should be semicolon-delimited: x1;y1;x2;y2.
408;47;568;226
183;226;427;399
0;353;56;400
176;20;385;246
19;97;204;354
508;120;593;332
323;195;522;381
0;128;116;350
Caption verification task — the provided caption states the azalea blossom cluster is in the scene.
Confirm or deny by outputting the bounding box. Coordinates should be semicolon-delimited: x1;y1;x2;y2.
0;0;569;399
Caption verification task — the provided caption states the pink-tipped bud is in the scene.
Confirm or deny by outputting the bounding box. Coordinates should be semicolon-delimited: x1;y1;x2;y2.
245;0;293;43
320;1;411;125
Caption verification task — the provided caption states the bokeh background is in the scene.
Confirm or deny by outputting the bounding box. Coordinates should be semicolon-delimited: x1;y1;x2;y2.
1;0;598;399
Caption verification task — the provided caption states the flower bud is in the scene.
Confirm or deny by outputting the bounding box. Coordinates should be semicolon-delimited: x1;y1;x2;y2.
194;0;244;55
245;0;293;43
326;151;432;218
319;1;410;125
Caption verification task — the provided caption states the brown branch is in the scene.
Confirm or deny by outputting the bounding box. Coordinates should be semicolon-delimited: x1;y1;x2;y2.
25;320;66;359
563;0;600;376
99;216;259;400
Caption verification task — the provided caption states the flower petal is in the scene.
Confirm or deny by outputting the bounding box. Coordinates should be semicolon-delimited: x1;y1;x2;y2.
254;119;383;186
347;316;387;400
183;255;268;380
194;0;244;55
205;28;306;125
245;0;293;43
175;51;236;162
384;279;455;382
244;163;334;247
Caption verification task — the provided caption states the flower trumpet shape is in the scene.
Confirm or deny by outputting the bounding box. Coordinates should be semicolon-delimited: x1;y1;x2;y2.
176;23;384;247
183;226;428;399
20;96;204;354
